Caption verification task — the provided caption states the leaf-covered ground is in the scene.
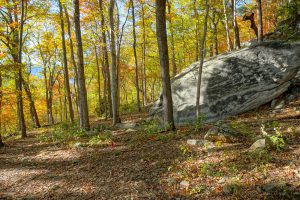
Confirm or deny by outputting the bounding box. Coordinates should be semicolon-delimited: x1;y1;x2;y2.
1;109;300;199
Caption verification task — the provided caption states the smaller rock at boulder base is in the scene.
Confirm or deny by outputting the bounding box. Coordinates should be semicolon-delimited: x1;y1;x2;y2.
204;124;238;143
249;138;266;151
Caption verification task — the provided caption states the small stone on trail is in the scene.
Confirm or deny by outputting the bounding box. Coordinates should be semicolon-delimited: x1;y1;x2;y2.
187;139;202;146
249;138;267;151
125;128;137;133
180;180;190;188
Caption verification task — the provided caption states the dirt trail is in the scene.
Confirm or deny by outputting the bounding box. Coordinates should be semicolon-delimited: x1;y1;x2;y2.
0;126;182;200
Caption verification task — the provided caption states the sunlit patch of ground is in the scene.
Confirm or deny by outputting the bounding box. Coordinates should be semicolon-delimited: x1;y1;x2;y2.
1;108;300;199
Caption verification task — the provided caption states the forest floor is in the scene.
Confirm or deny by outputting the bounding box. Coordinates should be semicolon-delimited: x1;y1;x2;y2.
1;105;300;199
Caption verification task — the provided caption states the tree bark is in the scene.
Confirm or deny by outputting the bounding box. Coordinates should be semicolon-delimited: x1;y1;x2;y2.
193;0;200;61
155;0;175;130
15;0;26;137
223;0;232;51
0;71;4;147
63;5;80;118
231;0;241;49
141;3;147;106
167;0;177;77
99;0;112;117
58;0;74;123
22;78;40;128
257;0;263;42
109;0;121;125
73;0;90;130
131;0;141;112
196;0;209;117
95;45;102;116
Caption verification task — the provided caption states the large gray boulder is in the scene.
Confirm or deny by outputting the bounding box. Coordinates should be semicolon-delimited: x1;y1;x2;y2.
150;41;300;125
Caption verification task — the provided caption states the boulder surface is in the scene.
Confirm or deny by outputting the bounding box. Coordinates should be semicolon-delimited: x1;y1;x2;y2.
150;41;300;125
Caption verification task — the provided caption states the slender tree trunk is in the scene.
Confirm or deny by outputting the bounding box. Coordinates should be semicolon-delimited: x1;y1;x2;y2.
193;0;200;61
0;71;4;147
58;0;74;123
155;0;175;130
95;46;102;116
141;3;147;106
223;0;232;51
231;0;241;49
13;0;26;137
109;0;121;125
58;80;63;122
131;0;141;112
257;0;263;42
196;0;209;117
73;0;90;130
210;14;219;56
167;1;177;77
99;0;112;117
63;5;80;118
22;79;40;128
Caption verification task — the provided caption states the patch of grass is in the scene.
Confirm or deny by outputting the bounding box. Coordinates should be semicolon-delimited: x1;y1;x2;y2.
38;123;89;144
130;119;176;143
230;121;254;137
239;149;273;169
179;144;192;156
199;162;224;177
88;131;112;146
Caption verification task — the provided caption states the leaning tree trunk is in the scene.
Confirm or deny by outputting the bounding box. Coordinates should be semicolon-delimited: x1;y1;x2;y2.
22;79;40;128
73;0;90;130
155;0;175;130
131;0;141;112
109;0;121;125
196;0;209;117
257;0;263;42
231;0;241;49
58;0;74;123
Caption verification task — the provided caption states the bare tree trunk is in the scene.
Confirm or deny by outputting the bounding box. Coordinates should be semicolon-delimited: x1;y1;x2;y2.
63;5;80;118
167;0;177;77
95;46;102;116
193;0;200;61
109;0;121;125
209;10;219;56
131;0;141;112
14;0;26;137
58;79;63;122
99;0;112;117
73;0;90;130
0;71;4;147
231;0;241;49
196;0;209;117
223;0;232;51
22;79;40;128
141;3;147;106
58;0;74;123
257;0;263;42
155;0;175;130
